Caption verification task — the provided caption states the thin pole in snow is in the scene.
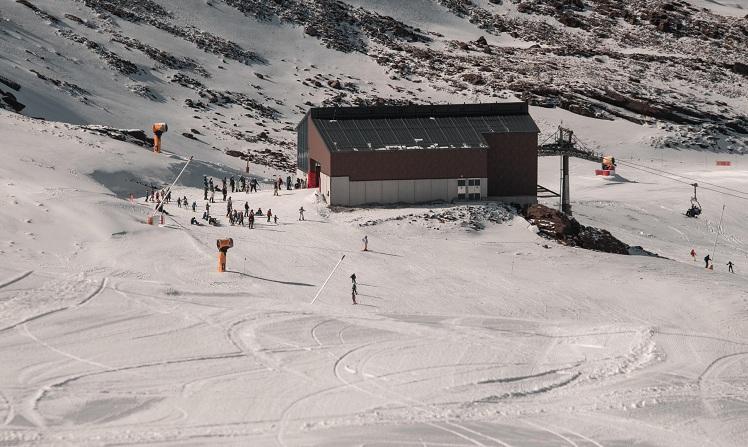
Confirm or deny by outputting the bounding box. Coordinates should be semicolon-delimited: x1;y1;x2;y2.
150;155;193;219
711;204;726;262
311;255;345;304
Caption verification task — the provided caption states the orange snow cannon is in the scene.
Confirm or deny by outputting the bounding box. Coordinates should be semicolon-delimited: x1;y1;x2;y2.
216;238;234;273
152;122;168;153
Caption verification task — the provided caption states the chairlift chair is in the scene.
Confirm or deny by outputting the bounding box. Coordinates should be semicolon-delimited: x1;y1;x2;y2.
686;183;702;218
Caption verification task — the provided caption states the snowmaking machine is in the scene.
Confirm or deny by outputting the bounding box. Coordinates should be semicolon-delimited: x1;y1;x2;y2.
595;155;616;176
685;183;702;218
152;122;168;153
217;238;234;272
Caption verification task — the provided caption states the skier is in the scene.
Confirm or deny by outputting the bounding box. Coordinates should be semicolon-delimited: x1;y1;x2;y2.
222;186;227;202
267;209;272;223
177;197;182;208
205;201;210;217
362;235;368;252
279;177;284;190
210;189;215;203
192;201;197;212
286;175;292;190
166;191;171;203
727;261;734;273
248;210;255;229
704;254;711;269
183;195;188;208
250;178;257;192
244;201;249;214
690;248;696;261
299;206;305;221
230;176;235;193
350;273;357;304
274;214;278;224
209;178;214;191
226;197;233;217
273;181;279;196
222;177;227;193
204;184;208;200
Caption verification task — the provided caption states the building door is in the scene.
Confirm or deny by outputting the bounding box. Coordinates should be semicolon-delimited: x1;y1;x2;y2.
308;160;320;188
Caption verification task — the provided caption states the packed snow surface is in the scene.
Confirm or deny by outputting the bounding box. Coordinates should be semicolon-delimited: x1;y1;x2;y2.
1;108;747;446
1;0;747;445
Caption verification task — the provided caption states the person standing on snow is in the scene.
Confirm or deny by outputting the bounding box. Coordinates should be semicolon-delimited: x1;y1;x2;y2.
267;209;272;223
350;273;357;304
362;235;368;252
273;180;279;196
286;175;292;190
248;210;255;229
192;201;197;212
727;261;734;273
299;206;305;221
230;176;235;193
704;254;711;269
690;248;696;261
177;197;182;208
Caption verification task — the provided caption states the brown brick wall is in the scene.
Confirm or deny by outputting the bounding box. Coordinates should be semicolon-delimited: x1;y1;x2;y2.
331;148;488;181
308;118;331;175
483;132;538;197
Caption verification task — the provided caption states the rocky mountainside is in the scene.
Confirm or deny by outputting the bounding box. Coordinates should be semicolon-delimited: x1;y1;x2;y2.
1;0;746;172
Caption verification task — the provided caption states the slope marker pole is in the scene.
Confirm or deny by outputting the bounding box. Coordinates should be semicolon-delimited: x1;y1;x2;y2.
311;255;345;304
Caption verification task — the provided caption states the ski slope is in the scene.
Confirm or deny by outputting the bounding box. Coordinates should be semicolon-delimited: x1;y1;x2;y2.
1;108;747;446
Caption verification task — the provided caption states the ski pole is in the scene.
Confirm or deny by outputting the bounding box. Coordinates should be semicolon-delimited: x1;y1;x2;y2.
311;255;345;304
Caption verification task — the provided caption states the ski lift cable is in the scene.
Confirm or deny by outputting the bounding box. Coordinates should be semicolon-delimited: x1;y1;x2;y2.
617;159;748;197
566;131;748;197
617;160;748;200
616;161;748;201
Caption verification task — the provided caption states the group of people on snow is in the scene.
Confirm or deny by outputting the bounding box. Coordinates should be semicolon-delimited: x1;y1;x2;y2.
693;249;735;273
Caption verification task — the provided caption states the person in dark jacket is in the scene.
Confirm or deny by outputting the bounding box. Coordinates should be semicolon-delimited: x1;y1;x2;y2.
350;273;357;304
704;254;711;268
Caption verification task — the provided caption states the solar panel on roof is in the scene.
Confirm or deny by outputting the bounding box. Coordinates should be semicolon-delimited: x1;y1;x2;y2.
311;108;538;152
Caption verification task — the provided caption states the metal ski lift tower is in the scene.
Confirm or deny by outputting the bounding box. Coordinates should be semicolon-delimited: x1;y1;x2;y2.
557;127;574;216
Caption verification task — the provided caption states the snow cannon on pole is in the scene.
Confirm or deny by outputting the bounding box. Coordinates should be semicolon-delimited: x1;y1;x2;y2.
595;155;616;176
152;122;168;153
217;238;233;273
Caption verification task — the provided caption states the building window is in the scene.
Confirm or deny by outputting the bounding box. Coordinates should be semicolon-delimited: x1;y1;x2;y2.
458;193;466;200
458;179;466;187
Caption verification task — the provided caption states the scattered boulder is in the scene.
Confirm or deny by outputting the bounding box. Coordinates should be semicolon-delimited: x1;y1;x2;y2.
524;204;630;255
733;62;748;77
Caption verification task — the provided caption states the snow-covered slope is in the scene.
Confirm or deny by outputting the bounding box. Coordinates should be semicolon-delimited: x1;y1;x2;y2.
1;102;748;445
2;1;748;446
1;0;747;170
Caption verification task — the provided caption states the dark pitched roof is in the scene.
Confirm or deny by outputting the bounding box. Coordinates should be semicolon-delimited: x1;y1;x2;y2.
305;102;539;152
